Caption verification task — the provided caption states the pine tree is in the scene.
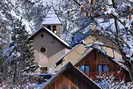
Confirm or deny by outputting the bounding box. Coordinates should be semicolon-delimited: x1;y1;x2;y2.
8;19;38;84
0;47;4;73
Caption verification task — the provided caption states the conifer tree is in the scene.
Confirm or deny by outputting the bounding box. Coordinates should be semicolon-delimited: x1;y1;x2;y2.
8;18;38;84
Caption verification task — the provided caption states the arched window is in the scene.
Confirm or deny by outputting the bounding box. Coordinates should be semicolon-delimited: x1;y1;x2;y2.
79;65;90;72
40;47;46;53
97;64;109;72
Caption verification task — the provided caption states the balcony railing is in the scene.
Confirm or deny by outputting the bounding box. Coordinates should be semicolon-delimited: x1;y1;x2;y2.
84;72;126;80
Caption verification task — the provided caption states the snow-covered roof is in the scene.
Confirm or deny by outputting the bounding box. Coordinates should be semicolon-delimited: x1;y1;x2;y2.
42;7;61;25
55;42;129;73
29;26;71;48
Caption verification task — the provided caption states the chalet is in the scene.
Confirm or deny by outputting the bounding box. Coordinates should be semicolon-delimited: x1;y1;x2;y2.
75;48;129;81
42;63;100;89
54;35;130;81
29;27;71;73
42;7;62;37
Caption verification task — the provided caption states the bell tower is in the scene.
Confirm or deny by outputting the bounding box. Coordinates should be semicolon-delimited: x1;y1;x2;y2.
42;7;62;36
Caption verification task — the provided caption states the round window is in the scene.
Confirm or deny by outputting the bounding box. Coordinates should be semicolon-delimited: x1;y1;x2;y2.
40;48;46;53
41;34;44;38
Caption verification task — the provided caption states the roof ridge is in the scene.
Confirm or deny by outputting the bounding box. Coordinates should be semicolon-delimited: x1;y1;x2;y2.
43;27;71;48
28;26;71;48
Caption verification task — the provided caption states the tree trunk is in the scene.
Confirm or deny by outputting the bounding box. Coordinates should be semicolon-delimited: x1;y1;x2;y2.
128;62;133;81
13;61;17;84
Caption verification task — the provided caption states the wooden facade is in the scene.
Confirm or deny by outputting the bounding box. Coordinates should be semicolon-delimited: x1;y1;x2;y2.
44;63;100;89
75;49;129;80
52;33;130;81
54;43;130;81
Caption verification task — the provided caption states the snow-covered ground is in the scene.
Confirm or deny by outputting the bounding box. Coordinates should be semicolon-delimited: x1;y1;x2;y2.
96;75;133;89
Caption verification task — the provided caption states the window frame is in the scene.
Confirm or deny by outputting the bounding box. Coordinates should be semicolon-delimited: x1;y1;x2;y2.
40;47;46;53
97;64;109;72
79;64;91;72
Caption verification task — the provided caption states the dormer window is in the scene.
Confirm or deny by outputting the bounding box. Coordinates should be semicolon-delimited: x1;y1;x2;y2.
52;25;57;33
40;47;46;53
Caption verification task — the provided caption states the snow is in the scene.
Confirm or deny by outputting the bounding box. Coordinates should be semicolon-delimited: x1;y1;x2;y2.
96;18;113;31
34;83;47;89
126;15;133;28
42;8;61;25
22;19;33;34
96;17;126;32
96;75;133;89
10;0;17;6
129;0;133;2
0;12;7;21
104;7;117;15
31;0;61;6
3;46;15;57
112;58;125;63
94;7;133;49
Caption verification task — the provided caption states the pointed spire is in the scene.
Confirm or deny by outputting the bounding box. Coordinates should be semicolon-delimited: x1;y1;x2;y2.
42;7;61;25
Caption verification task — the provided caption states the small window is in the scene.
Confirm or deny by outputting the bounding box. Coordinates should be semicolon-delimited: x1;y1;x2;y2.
40;34;44;38
52;25;57;33
40;48;46;53
79;65;90;72
40;67;48;73
97;64;109;72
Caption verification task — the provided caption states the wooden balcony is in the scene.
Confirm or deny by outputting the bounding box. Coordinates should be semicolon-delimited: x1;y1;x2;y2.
84;72;126;81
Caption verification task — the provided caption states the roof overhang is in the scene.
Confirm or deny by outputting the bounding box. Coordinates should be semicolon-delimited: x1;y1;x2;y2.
28;26;71;49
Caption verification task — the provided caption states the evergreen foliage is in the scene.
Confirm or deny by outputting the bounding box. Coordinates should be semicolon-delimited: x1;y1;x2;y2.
2;19;38;85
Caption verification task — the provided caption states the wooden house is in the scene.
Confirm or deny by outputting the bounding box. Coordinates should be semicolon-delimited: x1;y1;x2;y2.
42;7;62;37
75;48;130;81
29;27;71;73
43;63;100;89
54;35;130;81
